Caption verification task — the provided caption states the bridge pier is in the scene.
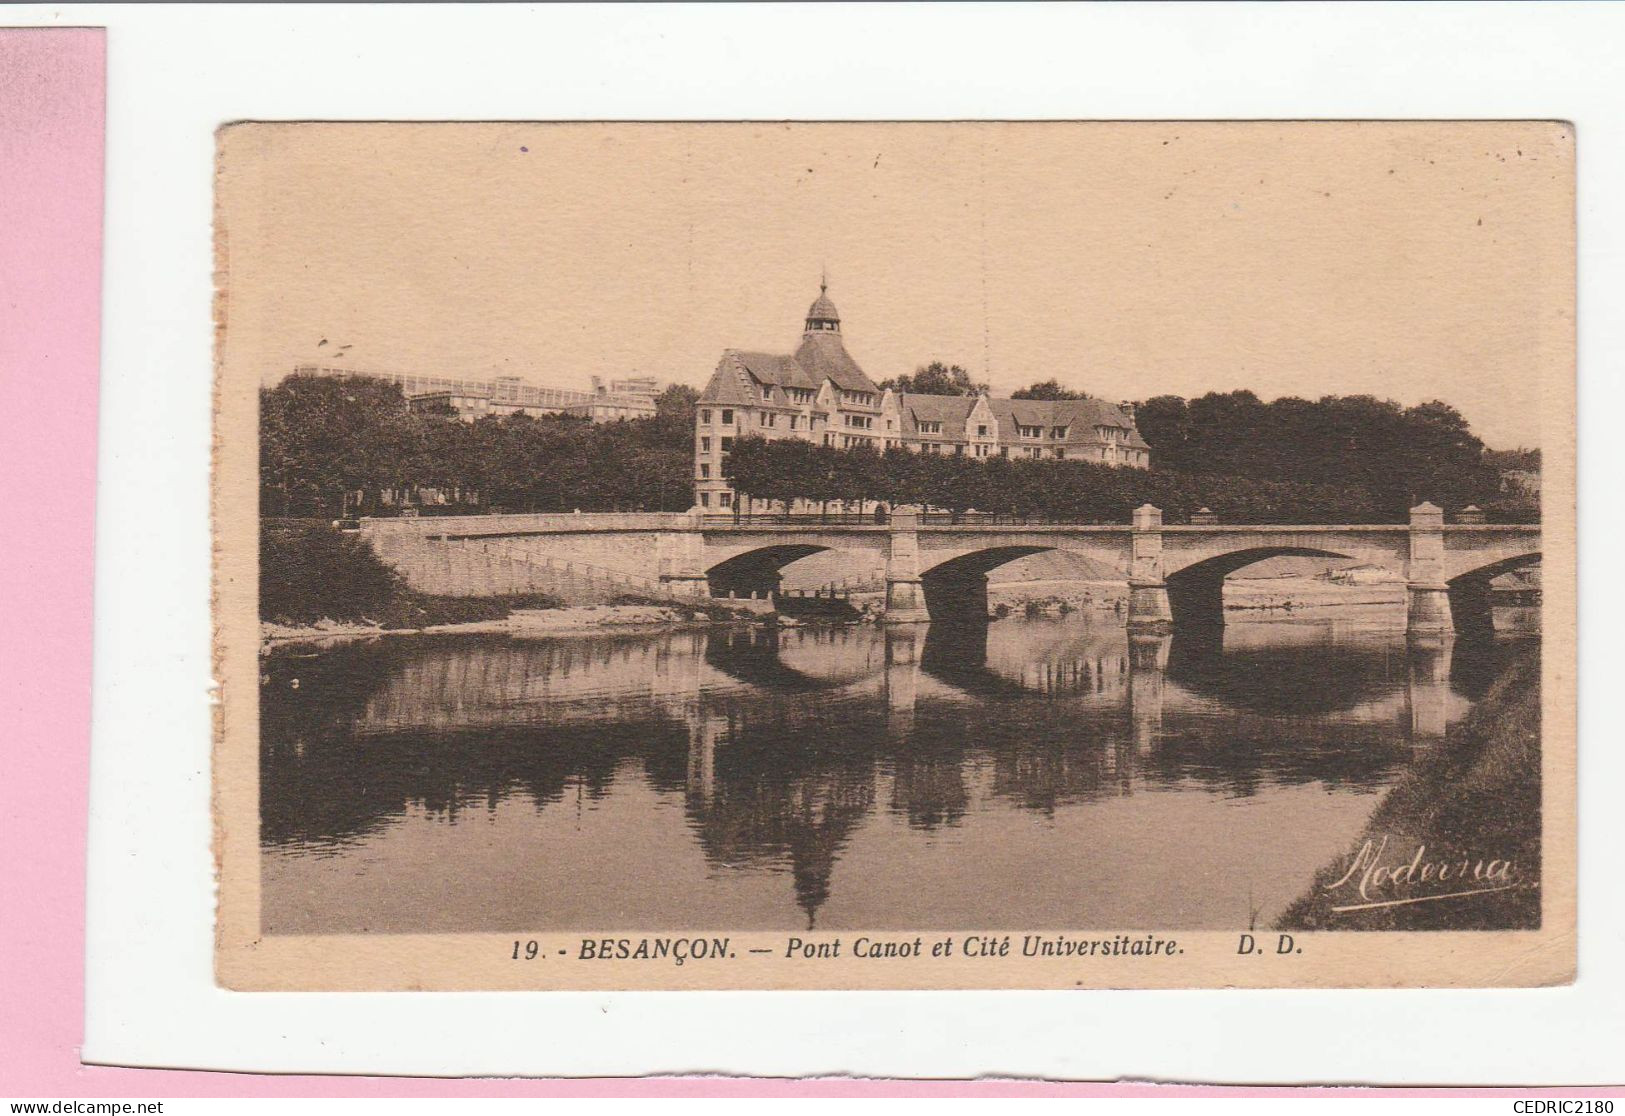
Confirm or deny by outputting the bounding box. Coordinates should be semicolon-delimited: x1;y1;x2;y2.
1126;504;1174;631
657;510;712;599
884;506;932;623
1405;502;1455;637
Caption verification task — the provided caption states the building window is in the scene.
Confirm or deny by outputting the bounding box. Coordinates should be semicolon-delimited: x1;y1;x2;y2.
700;463;711;479
1019;424;1042;439
762;413;776;427
701;409;712;424
719;492;732;508
975;444;989;457
823;434;834;446
977;424;989;436
1053;448;1065;459
1051;426;1069;439
721;409;733;425
700;436;711;452
721;437;734;451
918;420;942;434
699;492;711;507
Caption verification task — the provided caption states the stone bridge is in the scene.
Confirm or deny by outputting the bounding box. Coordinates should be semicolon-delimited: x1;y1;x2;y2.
359;504;1540;635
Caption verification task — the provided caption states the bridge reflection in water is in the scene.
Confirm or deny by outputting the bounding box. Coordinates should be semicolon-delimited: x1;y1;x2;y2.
260;609;1534;935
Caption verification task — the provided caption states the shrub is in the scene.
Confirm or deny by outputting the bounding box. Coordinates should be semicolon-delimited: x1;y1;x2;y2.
261;524;403;624
260;524;563;627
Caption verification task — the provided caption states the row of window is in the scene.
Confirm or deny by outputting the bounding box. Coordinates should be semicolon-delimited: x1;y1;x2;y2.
698;431;1143;466
699;444;1145;480
705;405;1120;446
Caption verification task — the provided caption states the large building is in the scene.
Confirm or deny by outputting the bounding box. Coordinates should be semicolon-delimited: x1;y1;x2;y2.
692;282;1150;510
294;365;659;424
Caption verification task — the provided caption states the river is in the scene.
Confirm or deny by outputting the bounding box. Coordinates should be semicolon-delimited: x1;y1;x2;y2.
259;607;1537;935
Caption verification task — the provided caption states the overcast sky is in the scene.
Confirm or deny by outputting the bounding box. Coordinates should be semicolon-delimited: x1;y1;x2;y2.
227;121;1570;449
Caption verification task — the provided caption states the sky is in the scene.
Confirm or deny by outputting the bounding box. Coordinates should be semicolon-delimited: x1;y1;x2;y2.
223;121;1571;449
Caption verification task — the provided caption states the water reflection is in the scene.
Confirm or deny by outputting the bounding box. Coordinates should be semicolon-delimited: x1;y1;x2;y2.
261;609;1534;934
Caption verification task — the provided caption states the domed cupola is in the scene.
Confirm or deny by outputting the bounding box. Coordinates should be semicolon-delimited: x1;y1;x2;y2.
805;277;840;334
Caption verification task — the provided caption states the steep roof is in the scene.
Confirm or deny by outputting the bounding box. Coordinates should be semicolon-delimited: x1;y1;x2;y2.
793;332;879;395
697;352;765;406
899;393;978;440
987;397;1140;441
807;291;840;322
732;350;820;391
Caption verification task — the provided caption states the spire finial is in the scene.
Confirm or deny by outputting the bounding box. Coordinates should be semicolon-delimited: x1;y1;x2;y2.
820;264;827;296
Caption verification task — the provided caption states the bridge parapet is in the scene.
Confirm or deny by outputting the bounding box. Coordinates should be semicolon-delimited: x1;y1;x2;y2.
360;510;700;540
357;504;1537;634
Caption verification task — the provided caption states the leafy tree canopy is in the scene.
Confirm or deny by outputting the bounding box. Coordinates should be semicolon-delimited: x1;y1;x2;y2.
880;361;988;397
1011;379;1091;400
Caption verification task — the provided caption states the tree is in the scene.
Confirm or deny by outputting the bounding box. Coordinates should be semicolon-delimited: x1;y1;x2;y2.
259;373;419;516
1132;395;1190;471
880;361;987;396
1011;379;1090;400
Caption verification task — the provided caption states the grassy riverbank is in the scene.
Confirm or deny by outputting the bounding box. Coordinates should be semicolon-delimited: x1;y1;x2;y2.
261;522;564;629
1277;644;1541;931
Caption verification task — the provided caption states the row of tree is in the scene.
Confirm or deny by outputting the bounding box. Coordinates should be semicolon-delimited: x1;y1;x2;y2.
260;374;699;517
261;369;1534;524
877;361;1091;401
1132;391;1508;515
723;439;1399;523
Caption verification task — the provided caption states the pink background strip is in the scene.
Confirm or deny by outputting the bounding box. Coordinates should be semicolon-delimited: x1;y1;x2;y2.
0;24;1616;1099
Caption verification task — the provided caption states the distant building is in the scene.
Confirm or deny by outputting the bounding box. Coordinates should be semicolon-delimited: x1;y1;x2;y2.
692;281;1149;510
295;364;659;424
562;376;659;422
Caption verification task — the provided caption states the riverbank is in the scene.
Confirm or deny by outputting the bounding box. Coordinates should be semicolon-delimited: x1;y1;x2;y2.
1276;643;1541;932
261;601;756;648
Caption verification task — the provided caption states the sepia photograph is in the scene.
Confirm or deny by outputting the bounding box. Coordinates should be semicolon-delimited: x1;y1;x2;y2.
213;121;1573;990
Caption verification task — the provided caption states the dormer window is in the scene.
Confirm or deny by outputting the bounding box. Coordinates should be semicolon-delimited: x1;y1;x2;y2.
1051;426;1069;439
918;420;942;435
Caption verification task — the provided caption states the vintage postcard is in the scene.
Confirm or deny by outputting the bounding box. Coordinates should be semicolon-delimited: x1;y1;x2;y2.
214;121;1574;990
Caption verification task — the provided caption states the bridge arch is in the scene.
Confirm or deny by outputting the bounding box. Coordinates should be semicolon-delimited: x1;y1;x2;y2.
705;543;830;598
919;546;1062;623
1164;546;1375;630
1446;550;1541;638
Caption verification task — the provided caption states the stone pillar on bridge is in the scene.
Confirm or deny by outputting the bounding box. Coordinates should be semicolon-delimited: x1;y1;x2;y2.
657;508;712;598
884;505;932;624
1405;502;1454;637
1127;504;1174;631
